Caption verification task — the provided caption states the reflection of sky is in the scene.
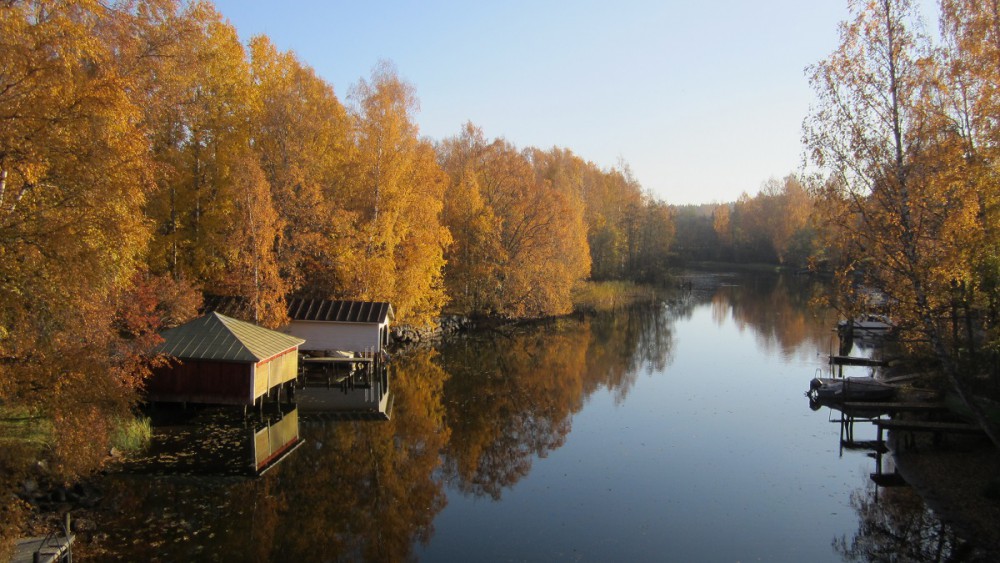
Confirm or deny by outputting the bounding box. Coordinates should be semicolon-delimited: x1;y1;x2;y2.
420;297;881;562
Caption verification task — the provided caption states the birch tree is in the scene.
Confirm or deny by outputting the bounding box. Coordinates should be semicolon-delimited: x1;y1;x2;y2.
806;0;1000;446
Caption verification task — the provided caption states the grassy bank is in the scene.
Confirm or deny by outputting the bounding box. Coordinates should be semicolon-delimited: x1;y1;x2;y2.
571;281;660;314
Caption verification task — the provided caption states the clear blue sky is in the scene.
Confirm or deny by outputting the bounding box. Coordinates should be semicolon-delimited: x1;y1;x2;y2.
211;0;936;205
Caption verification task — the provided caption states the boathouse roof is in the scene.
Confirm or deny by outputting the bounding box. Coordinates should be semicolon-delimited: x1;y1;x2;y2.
154;312;305;363
202;295;393;325
286;298;393;324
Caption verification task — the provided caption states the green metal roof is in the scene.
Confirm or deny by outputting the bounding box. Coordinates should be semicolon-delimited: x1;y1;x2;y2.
154;312;305;363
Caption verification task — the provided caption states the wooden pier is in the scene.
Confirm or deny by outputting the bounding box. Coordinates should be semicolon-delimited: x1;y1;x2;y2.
12;514;74;563
873;419;985;451
833;401;950;449
842;401;949;414
829;355;887;367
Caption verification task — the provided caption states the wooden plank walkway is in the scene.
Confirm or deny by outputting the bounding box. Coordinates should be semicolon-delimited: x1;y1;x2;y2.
873;418;986;451
302;356;373;364
873;419;984;434
843;401;949;413
829;355;887;367
11;534;74;563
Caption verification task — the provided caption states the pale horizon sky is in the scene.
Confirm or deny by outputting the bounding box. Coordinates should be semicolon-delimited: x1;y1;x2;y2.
211;0;937;205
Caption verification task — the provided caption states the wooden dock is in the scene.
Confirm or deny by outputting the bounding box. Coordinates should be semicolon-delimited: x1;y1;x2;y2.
842;401;949;414
873;419;985;450
834;401;950;448
873;419;985;435
301;356;374;364
11;515;74;563
829;355;887;367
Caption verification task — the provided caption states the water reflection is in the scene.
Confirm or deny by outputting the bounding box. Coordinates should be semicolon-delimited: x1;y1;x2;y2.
709;273;835;360
120;403;302;476
89;351;448;561
438;308;675;500
836;481;972;562
296;357;392;420
270;351;450;561
81;273;989;561
91;404;299;560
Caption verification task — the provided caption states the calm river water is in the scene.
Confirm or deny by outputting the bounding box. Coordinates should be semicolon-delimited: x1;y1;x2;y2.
85;271;972;561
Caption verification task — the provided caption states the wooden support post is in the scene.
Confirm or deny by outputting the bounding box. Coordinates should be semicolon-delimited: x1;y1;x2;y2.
63;513;72;563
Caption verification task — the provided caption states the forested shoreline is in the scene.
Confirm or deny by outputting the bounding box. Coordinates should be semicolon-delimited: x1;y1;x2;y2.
0;0;680;504
5;0;1000;552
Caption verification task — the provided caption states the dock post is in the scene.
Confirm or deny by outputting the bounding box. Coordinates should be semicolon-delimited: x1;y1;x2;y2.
63;512;72;563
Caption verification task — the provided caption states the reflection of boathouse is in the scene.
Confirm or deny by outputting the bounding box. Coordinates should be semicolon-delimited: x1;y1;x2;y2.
147;312;305;407
297;349;392;420
251;406;302;474
295;365;393;421
122;404;303;476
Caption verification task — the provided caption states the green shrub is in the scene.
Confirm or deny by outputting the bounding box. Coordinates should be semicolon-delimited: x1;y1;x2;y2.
110;415;152;453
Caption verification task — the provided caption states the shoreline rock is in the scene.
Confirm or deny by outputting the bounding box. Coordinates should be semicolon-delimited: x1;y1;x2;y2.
391;315;469;345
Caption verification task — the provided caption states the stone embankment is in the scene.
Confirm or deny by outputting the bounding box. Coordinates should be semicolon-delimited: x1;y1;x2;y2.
391;315;469;344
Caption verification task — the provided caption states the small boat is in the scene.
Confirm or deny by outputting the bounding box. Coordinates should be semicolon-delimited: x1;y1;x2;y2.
808;376;896;402
837;314;893;333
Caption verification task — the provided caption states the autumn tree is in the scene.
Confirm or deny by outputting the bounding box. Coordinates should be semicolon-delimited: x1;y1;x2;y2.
806;0;1000;445
629;199;675;282
529;149;670;282
937;0;1000;370
134;2;287;326
731;176;814;266
0;0;164;485
437;126;591;318
338;62;450;325
436;123;505;314
249;35;352;298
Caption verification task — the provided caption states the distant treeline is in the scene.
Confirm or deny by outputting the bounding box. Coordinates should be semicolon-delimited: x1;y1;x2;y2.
671;175;815;268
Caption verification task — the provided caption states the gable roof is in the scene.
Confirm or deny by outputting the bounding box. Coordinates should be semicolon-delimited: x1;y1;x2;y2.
286;298;394;325
154;312;305;363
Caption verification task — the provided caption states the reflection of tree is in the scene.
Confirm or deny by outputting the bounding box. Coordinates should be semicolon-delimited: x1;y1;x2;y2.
439;322;586;499
583;308;674;405
87;349;450;561
274;350;451;561
834;482;972;562
440;310;675;498
710;274;835;360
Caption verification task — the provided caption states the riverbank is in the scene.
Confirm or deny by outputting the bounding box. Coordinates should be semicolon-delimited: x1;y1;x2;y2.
894;436;1000;559
864;338;1000;557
